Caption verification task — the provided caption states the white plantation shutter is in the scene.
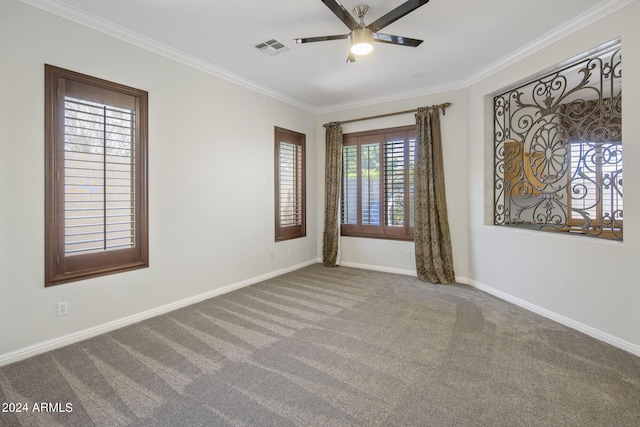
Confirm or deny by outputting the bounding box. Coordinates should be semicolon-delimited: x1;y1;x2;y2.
409;138;415;228
384;139;406;226
278;142;303;227
63;96;136;255
341;145;358;224
275;127;306;241
384;137;415;227
361;143;380;226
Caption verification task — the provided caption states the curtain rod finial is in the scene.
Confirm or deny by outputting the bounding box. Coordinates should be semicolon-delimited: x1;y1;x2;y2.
323;121;342;128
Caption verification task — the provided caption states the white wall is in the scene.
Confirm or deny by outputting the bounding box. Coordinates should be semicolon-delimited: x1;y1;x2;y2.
0;0;318;361
316;91;470;278
2;0;639;363
466;1;640;353
315;2;640;355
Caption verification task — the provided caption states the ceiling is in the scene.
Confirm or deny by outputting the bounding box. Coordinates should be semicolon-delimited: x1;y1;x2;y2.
26;0;621;112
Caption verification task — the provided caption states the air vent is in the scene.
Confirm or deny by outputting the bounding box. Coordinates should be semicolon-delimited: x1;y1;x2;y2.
254;39;290;57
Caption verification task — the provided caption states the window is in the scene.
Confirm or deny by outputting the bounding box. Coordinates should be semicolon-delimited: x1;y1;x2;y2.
341;125;415;240
494;40;622;240
45;65;149;286
568;140;623;231
274;127;306;241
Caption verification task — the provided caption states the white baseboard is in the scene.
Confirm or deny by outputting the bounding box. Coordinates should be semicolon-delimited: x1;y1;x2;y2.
4;261;637;366
458;276;640;358
332;262;640;357
338;260;417;277
0;259;318;367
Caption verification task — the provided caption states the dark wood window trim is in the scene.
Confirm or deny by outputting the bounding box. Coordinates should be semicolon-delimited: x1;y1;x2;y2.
341;125;415;241
274;126;306;241
45;65;149;286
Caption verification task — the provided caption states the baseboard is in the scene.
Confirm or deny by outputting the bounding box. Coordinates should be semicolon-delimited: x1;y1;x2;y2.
6;261;636;366
338;260;417;277
458;276;640;358
316;265;640;357
332;262;640;357
0;259;318;367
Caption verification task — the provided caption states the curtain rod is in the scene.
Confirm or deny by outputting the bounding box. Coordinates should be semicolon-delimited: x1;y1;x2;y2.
323;102;452;127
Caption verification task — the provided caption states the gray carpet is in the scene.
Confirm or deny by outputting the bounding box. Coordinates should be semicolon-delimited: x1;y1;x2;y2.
1;264;639;426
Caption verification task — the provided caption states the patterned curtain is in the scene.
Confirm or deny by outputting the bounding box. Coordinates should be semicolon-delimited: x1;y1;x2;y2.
322;122;343;267
414;106;455;284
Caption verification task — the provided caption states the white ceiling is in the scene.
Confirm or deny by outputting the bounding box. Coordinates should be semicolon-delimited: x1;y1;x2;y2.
25;0;624;112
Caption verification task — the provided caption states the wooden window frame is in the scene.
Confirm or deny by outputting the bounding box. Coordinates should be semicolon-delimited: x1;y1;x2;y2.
45;65;149;286
341;125;415;241
274;126;306;241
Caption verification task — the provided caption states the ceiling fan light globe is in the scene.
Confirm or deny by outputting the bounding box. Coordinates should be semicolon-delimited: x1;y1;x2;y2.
350;26;374;56
351;42;373;55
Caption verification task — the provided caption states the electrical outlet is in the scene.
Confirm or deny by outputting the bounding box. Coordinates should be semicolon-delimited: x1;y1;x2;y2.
57;301;68;316
270;252;275;261
405;249;412;258
287;248;292;256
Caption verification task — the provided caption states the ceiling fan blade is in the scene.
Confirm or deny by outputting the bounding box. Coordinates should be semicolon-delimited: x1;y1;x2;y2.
374;33;423;47
321;0;358;31
295;34;350;44
367;0;430;33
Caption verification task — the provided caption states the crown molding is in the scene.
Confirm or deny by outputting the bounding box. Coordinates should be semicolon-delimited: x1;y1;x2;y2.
20;0;634;115
315;80;466;115
462;0;635;87
314;0;634;114
19;0;318;113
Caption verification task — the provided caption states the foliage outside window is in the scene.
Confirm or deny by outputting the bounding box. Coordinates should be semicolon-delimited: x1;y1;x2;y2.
275;127;306;241
45;65;149;286
342;125;415;240
494;39;622;240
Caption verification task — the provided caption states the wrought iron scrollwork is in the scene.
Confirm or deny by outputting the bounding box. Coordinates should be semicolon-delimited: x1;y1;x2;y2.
494;40;622;240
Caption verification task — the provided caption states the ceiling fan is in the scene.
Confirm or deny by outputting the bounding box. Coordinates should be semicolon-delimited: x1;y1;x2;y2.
294;0;430;62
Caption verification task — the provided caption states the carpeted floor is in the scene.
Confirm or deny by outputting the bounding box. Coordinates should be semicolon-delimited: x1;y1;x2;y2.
1;264;639;426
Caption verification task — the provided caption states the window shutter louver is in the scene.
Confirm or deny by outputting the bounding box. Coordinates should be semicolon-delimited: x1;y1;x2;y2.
341;145;358;224
278;142;303;226
63;97;136;256
384;136;415;228
361;143;381;226
384;139;406;226
409;138;415;228
274;127;306;241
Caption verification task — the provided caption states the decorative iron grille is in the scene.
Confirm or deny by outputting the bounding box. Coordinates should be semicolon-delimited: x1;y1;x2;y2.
494;40;622;240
